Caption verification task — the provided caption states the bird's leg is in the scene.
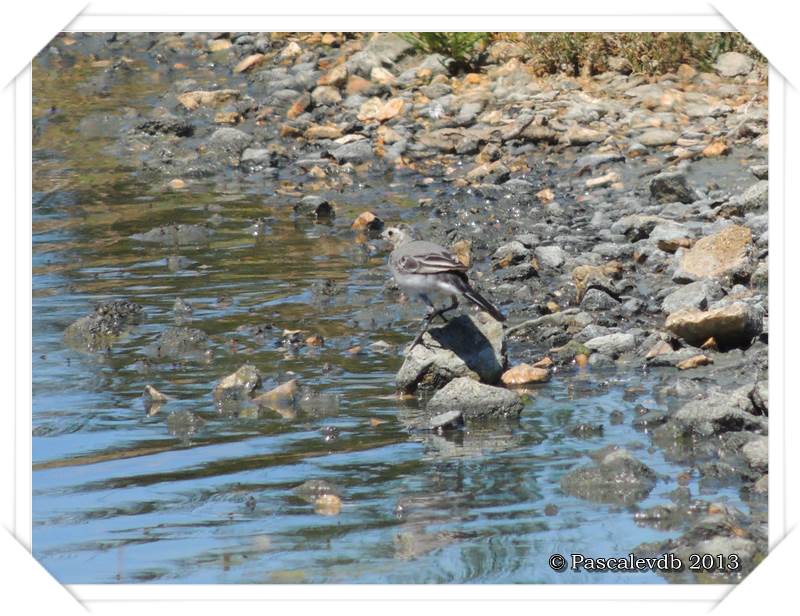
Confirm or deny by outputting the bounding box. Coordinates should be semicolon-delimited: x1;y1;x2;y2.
408;312;434;350
433;297;459;323
408;295;437;350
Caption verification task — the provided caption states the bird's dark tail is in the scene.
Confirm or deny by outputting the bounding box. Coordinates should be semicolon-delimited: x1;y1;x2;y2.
455;277;506;322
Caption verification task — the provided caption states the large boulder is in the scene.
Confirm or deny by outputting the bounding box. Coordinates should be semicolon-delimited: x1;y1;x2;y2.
426;377;523;420
396;314;506;393
673;225;753;283
560;448;657;506
665;301;763;348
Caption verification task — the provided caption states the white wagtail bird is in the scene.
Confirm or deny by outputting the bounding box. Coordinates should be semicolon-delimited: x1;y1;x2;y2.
381;226;506;349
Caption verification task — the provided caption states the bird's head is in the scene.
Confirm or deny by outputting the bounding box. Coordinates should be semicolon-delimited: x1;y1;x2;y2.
380;225;413;248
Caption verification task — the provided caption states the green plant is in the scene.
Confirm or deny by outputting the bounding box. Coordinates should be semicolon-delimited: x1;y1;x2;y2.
401;32;491;74
506;32;763;77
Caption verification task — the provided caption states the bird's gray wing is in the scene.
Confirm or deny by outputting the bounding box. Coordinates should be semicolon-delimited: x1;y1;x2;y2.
393;241;468;274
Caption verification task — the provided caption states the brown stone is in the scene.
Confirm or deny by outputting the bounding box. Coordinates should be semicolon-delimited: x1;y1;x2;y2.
317;63;348;87
214;111;241;124
677;354;713;370
501;363;551;386
287;93;312;119
536;187;555;203
177;89;240;111
677;225;753;281
357;97;404;122
304;124;343;140
305;334;325;347
451;239;472;267
208;38;232;52
234;53;266;73
700;336;718;350
702;139;730;157
370;66;397;86
345;75;373;95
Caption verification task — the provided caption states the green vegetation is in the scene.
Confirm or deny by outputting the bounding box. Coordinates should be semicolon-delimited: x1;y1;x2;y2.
506;32;763;76
401;32;491;74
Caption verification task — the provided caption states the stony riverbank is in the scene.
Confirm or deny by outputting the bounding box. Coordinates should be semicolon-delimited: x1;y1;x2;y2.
41;31;768;582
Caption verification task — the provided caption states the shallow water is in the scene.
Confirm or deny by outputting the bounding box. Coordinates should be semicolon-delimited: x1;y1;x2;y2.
32;45;752;584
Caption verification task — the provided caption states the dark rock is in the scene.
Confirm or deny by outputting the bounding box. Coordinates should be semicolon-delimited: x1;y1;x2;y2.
64;299;144;352
294;195;334;219
560;448;657;506
134;117;194;137
650;171;698;204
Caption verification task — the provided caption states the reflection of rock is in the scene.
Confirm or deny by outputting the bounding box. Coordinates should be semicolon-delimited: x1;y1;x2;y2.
167;410;206;443
410;410;464;433
293;479;341;502
296;387;340;417
131;223;212;245
560;448;657;506
396;314;506;393
426;377;523;420
394;525;458;561
143;384;170;415
413;423;529;460
64;299;143;352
